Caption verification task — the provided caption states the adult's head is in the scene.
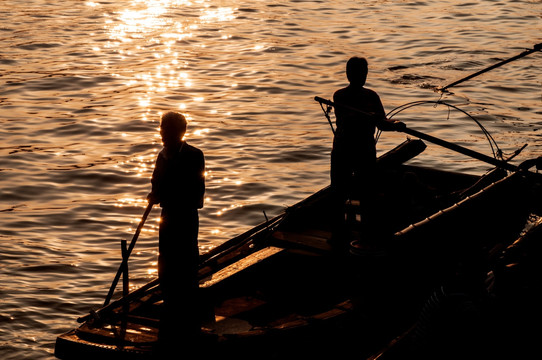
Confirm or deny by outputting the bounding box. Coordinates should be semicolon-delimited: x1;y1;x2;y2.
160;111;187;147
346;56;368;86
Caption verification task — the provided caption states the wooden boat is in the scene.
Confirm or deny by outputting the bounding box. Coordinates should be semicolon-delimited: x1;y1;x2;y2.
366;215;542;360
54;138;542;360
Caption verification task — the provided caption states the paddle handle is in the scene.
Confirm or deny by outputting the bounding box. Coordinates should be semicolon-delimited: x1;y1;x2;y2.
103;202;154;307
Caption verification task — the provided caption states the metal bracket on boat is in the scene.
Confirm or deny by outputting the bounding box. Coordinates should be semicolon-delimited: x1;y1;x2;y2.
317;97;336;134
78;309;101;325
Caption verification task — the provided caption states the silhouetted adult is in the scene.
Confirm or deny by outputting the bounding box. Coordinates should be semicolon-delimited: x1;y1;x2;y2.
147;111;205;350
330;56;404;246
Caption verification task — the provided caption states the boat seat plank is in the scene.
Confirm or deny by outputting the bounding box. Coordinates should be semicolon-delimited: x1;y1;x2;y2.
125;314;160;327
199;246;284;289
272;230;333;253
299;228;333;241
213;296;267;318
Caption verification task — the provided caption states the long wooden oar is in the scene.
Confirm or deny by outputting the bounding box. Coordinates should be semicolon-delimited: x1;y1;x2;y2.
103;202;154;307
314;96;519;172
440;43;541;92
401;126;518;172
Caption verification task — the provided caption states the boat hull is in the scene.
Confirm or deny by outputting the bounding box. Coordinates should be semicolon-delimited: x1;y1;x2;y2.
55;140;542;359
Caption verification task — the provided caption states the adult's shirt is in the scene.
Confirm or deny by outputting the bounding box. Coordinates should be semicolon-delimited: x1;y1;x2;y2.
151;141;205;210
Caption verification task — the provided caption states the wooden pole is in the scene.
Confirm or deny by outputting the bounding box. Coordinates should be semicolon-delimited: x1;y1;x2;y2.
121;240;129;297
103;202;153;307
440;43;542;92
400;127;518;172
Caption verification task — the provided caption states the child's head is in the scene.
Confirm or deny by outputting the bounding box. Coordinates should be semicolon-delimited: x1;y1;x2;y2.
160;111;187;147
346;56;368;86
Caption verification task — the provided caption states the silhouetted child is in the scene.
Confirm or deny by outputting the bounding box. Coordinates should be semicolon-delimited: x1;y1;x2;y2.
147;111;205;350
330;56;405;247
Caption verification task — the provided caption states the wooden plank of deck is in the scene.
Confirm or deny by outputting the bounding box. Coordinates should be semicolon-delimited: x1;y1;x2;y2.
199;246;285;289
76;321;158;345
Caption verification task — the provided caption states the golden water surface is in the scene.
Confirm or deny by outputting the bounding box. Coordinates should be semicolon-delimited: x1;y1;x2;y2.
0;0;540;358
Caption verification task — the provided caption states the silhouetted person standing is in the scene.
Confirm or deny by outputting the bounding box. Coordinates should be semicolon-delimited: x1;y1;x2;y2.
330;56;404;246
147;111;205;351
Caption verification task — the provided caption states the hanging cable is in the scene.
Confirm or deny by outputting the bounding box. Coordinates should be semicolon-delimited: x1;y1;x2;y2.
381;100;503;161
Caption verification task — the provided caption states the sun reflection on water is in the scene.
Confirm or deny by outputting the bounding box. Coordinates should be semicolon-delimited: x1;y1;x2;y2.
98;0;237;118
97;0;238;127
90;0;244;247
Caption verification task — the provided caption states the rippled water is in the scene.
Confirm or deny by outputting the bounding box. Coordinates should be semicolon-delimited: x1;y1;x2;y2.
0;0;540;358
